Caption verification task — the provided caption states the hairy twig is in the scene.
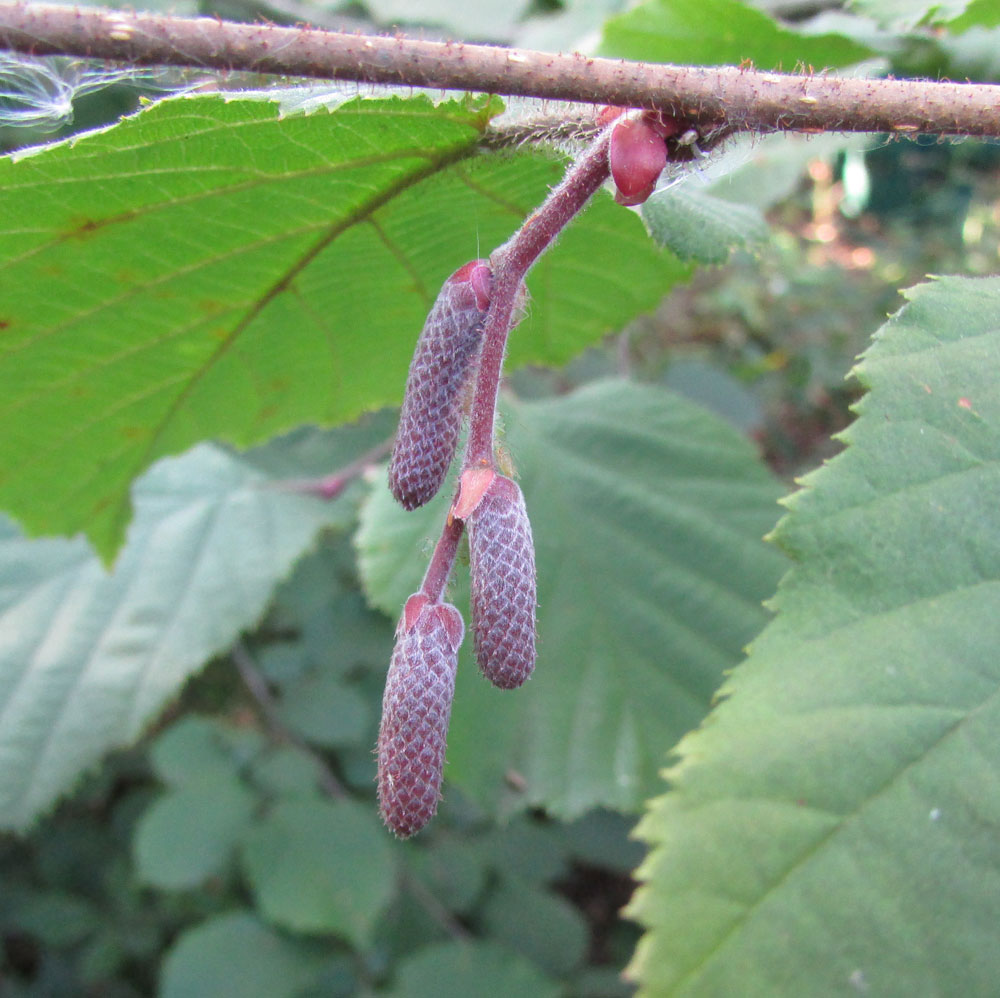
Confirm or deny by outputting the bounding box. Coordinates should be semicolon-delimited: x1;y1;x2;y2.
277;435;392;500
1;2;1000;138
466;128;612;465
231;639;348;800
417;123;612;603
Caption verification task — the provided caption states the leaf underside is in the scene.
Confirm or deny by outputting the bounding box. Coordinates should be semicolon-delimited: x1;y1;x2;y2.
0;417;388;831
627;276;1000;996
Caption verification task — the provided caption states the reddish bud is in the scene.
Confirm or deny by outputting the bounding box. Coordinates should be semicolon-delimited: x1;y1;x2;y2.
468;475;536;690
609;116;668;207
378;599;464;838
389;261;493;510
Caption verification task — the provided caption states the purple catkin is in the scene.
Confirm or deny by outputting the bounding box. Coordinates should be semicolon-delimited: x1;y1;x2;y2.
467;474;537;690
388;260;492;510
377;598;464;838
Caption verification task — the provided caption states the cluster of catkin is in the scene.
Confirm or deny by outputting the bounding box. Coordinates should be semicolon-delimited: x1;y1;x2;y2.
374;107;681;838
377;261;536;838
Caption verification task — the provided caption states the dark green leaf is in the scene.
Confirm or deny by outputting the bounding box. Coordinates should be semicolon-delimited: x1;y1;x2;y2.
149;716;264;787
482;878;589;977
406;832;489;914
1;889;99;947
241;798;395;944
559;809;645;874
250;746;330;798
383;940;561;998
275;672;370;748
133;776;256;889
628;276;1000;996
160;911;328;998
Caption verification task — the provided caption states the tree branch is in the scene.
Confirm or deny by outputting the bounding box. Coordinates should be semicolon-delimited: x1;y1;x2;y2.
231;639;348;801
2;2;1000;138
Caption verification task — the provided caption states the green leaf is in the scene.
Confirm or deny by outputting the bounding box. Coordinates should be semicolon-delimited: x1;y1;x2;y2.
406;832;490;914
482;878;590;977
1;91;687;561
275;672;370;748
641;187;768;264
628;276;1000;996
356;380;785;817
600;0;874;69
149;715;265;787
250;745;330;798
849;0;973;29
161;911;328;998
2;889;99;947
133;775;256;889
559;808;646;874
241;797;395;944
383;940;561;998
948;0;1000;30
0;421;376;831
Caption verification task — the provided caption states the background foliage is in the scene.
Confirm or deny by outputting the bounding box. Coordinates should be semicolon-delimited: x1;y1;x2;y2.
2;0;1000;995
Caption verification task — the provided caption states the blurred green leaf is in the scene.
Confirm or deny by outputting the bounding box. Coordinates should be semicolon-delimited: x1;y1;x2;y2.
641;187;768;264
704;133;871;213
849;0;973;29
1;889;99;947
160;911;328;998
949;0;1000;29
482;878;590;977
275;672;370;748
149;716;264;787
406;833;489;914
383;940;561;998
600;0;874;68
663;360;765;433
1;91;687;560
241;798;395;944
628;276;1000;995
133;776;256;889
479;815;572;884
0;421;373;831
250;746;330;798
559;809;645;874
357;380;785;817
514;0;624;51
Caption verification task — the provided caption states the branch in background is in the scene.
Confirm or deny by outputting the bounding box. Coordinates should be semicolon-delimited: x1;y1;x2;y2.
231;639;348;800
2;2;1000;138
276;436;393;500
